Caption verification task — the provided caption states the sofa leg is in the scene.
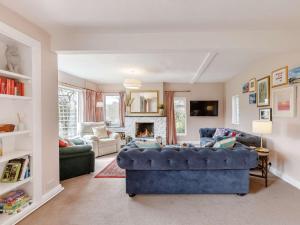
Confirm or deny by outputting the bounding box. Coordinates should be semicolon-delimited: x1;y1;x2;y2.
237;193;247;196
128;193;136;197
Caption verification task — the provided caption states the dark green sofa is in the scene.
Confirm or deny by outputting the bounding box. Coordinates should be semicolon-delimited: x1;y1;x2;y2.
59;139;95;181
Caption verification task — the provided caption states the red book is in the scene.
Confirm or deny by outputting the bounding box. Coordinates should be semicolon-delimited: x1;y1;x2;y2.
20;82;24;96
6;79;10;95
10;79;15;95
0;76;7;94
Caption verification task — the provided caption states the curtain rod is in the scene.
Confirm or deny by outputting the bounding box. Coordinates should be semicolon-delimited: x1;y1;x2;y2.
165;90;191;93
59;82;114;93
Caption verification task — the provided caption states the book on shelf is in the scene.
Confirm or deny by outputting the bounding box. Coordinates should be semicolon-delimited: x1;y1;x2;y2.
0;76;25;96
1;155;30;183
0;190;32;215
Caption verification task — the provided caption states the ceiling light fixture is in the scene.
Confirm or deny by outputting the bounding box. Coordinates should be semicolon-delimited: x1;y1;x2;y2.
123;79;142;89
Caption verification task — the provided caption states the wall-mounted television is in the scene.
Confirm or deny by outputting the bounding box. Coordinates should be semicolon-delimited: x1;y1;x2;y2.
190;101;218;116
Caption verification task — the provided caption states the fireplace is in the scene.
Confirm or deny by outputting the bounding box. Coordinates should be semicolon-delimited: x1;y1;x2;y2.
135;122;154;138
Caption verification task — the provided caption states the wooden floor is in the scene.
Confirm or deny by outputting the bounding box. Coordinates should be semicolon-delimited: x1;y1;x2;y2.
18;154;300;225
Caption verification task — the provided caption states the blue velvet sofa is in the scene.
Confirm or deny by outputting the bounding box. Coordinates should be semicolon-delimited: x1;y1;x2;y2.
200;128;261;147
117;140;258;196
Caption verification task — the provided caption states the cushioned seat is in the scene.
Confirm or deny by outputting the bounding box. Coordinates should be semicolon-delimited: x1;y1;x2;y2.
117;142;258;195
98;138;118;146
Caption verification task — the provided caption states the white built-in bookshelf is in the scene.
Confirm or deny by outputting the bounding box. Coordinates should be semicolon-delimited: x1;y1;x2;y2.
0;21;42;225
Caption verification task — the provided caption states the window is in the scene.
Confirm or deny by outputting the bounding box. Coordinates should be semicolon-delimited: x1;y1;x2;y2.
232;95;240;125
174;97;187;135
105;95;120;127
58;87;82;138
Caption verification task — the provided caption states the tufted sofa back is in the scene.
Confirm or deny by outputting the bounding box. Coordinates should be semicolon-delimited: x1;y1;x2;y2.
79;122;106;137
117;146;258;171
199;128;261;147
199;128;217;138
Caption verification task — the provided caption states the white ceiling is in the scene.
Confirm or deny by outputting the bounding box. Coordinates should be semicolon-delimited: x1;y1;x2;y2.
1;0;297;83
58;51;266;83
1;0;300;32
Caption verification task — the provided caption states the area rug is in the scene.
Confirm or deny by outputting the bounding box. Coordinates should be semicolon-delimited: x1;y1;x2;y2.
95;159;126;178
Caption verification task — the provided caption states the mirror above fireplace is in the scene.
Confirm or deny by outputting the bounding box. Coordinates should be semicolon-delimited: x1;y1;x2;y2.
130;90;159;113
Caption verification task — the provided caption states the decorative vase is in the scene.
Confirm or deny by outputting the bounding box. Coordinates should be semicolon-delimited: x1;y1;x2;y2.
18;122;25;131
126;106;131;115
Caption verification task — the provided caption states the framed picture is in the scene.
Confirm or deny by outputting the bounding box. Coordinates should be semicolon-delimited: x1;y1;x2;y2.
271;66;288;88
288;66;300;84
249;78;256;92
259;108;272;121
257;76;270;107
242;82;249;93
272;86;296;117
249;93;256;104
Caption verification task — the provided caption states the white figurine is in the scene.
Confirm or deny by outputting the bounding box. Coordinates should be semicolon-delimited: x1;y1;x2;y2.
5;45;21;73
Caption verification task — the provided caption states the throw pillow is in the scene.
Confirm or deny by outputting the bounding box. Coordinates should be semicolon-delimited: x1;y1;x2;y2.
59;139;68;148
92;126;109;138
135;140;161;148
213;128;229;139
213;137;236;148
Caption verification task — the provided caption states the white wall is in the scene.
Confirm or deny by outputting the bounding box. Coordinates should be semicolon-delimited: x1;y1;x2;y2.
225;53;300;188
0;4;59;194
165;83;225;143
58;71;99;91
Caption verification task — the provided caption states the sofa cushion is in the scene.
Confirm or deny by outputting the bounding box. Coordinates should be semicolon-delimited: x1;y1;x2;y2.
98;138;117;147
59;145;92;155
200;137;214;147
213;128;229;139
92;126;108;138
79;122;106;137
213;137;236;148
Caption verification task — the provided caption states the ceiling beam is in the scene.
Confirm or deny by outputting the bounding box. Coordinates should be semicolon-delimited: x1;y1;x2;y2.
190;52;217;83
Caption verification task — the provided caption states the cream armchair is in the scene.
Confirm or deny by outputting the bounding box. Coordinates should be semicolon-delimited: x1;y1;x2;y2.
79;122;121;157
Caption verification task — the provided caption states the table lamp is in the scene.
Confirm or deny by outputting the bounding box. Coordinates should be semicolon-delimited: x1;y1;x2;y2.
96;101;104;108
252;120;272;152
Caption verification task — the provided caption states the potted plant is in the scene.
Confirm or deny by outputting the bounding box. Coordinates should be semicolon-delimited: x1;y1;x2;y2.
158;104;165;116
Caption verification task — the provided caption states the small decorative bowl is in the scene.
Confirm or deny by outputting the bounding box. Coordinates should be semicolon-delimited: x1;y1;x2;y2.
0;124;15;132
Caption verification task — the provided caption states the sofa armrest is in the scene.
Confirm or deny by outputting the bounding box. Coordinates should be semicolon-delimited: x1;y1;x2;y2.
199;128;216;138
82;135;99;141
109;132;120;140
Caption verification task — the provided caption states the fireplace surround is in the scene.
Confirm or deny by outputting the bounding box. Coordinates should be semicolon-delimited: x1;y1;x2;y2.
124;116;167;144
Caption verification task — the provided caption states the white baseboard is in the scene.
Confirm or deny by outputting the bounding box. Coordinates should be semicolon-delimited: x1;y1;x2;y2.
41;184;64;204
270;167;300;190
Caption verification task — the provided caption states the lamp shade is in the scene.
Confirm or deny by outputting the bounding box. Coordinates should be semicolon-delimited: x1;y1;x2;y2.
123;79;142;89
252;120;272;134
96;101;104;108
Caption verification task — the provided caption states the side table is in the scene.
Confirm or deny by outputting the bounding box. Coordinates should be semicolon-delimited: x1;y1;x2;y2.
250;148;271;187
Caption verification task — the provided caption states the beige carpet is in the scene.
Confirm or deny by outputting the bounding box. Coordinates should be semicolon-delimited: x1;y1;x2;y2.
18;154;300;225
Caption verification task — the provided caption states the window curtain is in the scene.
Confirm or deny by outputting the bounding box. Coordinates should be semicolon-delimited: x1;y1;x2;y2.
119;92;125;127
83;89;103;122
164;91;177;144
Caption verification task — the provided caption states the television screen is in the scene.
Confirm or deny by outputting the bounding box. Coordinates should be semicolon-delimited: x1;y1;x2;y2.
190;101;218;116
